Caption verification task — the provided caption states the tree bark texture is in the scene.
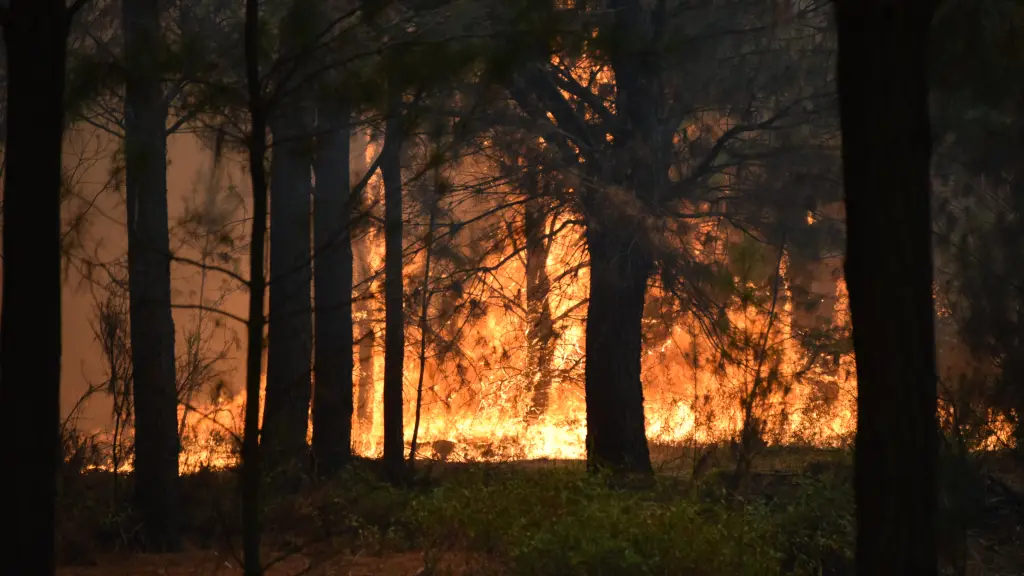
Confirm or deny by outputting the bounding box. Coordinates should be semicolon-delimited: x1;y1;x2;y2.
0;0;67;571
122;0;182;551
575;0;668;476
311;100;354;475
583;224;654;475
834;0;939;573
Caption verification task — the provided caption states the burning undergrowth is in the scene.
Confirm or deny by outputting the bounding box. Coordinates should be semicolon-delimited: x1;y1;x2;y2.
71;132;1013;475
81;198;867;473
75;193;1016;473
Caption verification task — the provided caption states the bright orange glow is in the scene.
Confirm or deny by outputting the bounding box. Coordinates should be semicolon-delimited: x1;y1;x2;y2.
80;62;1015;476
91;213;868;473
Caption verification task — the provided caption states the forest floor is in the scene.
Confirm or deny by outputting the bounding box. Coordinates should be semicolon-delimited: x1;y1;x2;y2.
57;550;464;575
55;445;1024;576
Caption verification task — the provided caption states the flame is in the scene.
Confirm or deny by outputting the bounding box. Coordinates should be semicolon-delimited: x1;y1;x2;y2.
84;200;1016;474
80;61;1012;474
151;206;868;471
137;221;1009;474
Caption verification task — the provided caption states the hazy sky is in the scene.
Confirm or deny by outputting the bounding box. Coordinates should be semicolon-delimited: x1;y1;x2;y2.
59;128;252;432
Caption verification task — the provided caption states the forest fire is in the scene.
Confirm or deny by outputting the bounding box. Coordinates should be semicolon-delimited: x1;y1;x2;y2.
66;14;1012;478
12;0;1020;572
143;238;1013;473
74;124;875;473
141;206;862;473
75;121;1015;477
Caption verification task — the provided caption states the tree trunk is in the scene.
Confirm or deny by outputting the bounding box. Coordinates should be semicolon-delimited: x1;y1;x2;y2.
583;224;654;475
381;100;406;481
262;89;314;476
523;178;555;421
834;1;938;573
578;0;663;477
241;0;268;570
311;100;353;475
0;0;67;571
121;0;181;551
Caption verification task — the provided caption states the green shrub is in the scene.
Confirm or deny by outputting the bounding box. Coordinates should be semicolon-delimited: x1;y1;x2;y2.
407;468;852;576
768;475;854;575
55;456;855;574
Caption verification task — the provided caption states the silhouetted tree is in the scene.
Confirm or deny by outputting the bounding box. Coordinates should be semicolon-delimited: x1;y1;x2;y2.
381;83;406;482
583;0;666;475
497;0;835;475
311;94;355;476
262;0;316;476
121;0;182;551
834;0;939;573
0;0;75;571
241;0;269;570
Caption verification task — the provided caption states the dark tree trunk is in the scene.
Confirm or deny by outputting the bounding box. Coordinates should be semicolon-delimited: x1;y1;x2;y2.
523;179;555;421
381;102;406;481
583;225;654;475
0;0;67;571
311;100;354;475
575;0;664;477
834;1;938;573
241;0;268;570
121;0;181;551
262;89;314;476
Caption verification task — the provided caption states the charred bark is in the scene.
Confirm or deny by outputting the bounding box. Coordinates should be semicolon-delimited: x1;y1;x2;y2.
834;0;939;573
121;0;181;551
583;223;654;476
262;41;314;476
311;100;354;476
381;96;406;482
0;0;67;571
